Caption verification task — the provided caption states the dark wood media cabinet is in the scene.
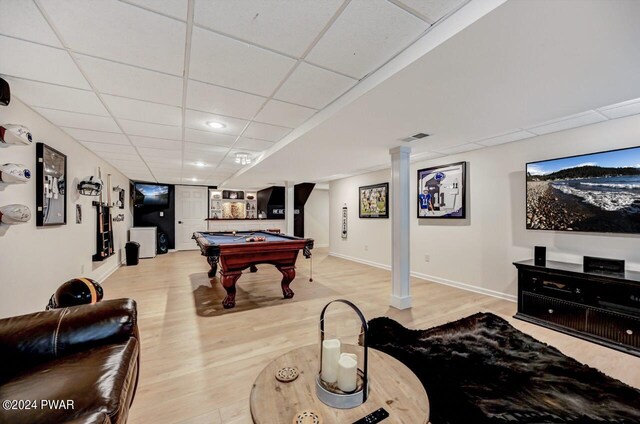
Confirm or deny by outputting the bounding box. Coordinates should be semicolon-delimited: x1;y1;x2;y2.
514;259;640;356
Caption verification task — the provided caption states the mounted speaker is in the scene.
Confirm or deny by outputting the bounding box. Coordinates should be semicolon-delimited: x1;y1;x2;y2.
0;78;9;106
157;231;169;254
584;256;625;275
534;246;546;266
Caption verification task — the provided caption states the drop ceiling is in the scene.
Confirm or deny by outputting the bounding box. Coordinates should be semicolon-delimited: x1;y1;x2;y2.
0;0;468;185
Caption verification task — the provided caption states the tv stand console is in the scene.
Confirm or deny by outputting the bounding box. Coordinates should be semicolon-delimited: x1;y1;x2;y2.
513;259;640;356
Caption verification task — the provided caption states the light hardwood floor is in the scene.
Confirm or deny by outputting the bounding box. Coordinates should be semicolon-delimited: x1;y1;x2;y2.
104;248;640;424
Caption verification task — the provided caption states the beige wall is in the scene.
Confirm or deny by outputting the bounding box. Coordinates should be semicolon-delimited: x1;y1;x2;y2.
304;188;329;247
0;98;132;318
330;114;640;300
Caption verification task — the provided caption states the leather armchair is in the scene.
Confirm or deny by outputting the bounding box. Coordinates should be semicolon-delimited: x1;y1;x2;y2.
0;299;140;424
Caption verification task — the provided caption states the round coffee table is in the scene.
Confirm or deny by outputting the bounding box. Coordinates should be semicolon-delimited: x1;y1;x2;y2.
250;344;429;423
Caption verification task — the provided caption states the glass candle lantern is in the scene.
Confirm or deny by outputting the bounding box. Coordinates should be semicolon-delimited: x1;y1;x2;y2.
315;299;369;409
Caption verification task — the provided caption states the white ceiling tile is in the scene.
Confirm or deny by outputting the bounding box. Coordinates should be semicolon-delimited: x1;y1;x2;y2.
185;109;248;136
274;62;357;109
527;111;607;135
475;130;536;147
234;137;274;152
189;27;296;96
0;36;89;88
81;141;137;154
0;0;62;47
129;135;182;151
127;174;155;182
102;94;182;126
395;0;468;23
40;0;186;75
119;119;182;140
254;100;316;128
144;157;182;166
306;0;428;79
184;142;229;155
125;0;188;20
184;128;237;147
598;98;640;120
62;127;128;144
97;151;144;162
243;121;291;142
137;147;177;157
75;54;183;106
186;80;266;120
105;159;147;169
434;143;484;155
194;0;344;57
6;77;108;115
34;107;120;132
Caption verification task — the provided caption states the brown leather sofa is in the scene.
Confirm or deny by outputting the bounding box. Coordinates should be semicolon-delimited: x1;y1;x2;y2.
0;299;140;424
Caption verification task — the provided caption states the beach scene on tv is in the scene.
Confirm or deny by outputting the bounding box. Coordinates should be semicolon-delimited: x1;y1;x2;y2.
526;147;640;233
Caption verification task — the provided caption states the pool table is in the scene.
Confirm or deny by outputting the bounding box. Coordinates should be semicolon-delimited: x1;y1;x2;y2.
192;231;314;309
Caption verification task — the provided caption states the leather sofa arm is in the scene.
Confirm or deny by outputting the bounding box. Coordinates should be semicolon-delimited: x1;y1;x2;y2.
0;298;137;380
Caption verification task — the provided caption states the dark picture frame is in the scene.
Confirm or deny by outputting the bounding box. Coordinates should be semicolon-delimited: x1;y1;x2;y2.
417;161;466;219
36;142;67;226
359;182;389;218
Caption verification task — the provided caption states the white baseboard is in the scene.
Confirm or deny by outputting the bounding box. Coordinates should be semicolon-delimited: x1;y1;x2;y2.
328;251;517;303
329;252;391;271
93;261;122;284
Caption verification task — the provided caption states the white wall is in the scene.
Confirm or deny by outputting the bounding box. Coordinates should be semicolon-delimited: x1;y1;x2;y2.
330;114;640;300
0;98;132;318
304;188;330;247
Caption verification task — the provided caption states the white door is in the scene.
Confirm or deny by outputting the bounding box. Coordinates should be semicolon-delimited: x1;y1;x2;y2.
175;185;208;250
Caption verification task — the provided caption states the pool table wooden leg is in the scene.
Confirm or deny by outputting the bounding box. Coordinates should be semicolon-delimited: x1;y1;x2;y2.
207;255;219;278
220;271;241;309
277;265;296;299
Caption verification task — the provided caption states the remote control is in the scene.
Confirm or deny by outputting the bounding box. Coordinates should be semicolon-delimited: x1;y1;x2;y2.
352;407;389;424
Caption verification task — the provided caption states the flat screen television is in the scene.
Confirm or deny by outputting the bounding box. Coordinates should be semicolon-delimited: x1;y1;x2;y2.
134;183;169;207
526;146;640;234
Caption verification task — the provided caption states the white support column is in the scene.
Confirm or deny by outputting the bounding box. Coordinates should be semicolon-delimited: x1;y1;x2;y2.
285;181;295;236
389;146;412;309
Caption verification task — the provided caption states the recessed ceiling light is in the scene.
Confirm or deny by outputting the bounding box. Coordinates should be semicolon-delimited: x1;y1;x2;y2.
191;177;198;182
195;161;206;167
206;121;226;129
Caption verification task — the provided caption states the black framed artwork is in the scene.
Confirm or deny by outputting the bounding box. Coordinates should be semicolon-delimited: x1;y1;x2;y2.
417;161;466;219
359;182;389;218
36;142;67;226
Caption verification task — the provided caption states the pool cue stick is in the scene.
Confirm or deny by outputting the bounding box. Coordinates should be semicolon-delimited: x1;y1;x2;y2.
107;173;113;254
233;231;256;241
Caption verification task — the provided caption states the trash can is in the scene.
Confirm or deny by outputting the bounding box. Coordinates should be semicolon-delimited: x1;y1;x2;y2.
125;241;140;266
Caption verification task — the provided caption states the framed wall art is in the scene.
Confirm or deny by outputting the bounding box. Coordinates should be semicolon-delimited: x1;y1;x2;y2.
417;161;466;219
359;182;389;218
36;142;67;226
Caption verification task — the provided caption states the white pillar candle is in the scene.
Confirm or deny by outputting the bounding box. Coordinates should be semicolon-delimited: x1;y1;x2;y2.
337;355;358;392
340;352;357;362
321;339;341;384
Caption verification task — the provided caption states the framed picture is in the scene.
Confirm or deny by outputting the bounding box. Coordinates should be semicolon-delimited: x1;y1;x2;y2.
36;142;67;226
417;161;466;219
359;182;389;218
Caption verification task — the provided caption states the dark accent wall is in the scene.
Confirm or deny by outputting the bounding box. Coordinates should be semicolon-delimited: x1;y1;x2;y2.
133;184;175;249
257;184;316;237
294;183;315;238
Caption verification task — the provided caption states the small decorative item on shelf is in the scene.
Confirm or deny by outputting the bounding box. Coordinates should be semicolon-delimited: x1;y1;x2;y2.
0;163;31;183
315;299;368;409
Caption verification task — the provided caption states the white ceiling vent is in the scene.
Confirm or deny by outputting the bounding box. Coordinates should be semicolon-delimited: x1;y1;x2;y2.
400;132;430;142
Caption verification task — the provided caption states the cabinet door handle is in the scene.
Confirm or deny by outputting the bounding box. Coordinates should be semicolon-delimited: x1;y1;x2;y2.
627;329;634;335
548;309;554;314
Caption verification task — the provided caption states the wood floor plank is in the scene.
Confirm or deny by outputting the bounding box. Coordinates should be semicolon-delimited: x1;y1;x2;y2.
103;248;640;423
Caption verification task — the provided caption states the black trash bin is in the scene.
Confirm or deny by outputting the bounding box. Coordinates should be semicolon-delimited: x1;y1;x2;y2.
125;241;140;266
